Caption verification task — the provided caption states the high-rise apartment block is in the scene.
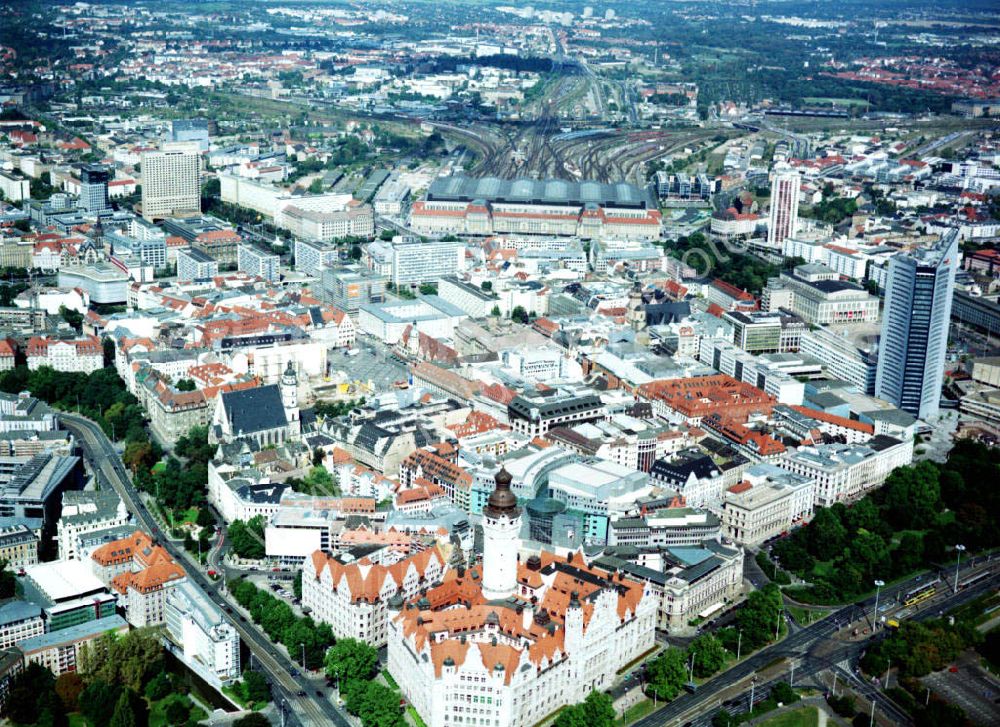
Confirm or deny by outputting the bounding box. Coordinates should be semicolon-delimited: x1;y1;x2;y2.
141;143;201;221
237;244;280;283
79;165;111;214
767;167;800;249
875;231;958;419
177;247;219;283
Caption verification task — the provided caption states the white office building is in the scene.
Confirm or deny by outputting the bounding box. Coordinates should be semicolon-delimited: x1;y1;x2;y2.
141;143;201;221
720;463;814;546
775;436;913;507
368;238;464;287
164;579;241;686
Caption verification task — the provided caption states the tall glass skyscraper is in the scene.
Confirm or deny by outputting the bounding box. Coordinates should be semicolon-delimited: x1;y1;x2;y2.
767;166;800;250
875;231;958;419
79;164;111;214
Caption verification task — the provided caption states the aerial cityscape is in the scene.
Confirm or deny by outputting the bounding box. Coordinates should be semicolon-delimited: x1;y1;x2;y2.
0;1;999;726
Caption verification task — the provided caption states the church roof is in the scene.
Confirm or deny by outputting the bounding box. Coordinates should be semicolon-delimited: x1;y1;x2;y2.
221;384;288;435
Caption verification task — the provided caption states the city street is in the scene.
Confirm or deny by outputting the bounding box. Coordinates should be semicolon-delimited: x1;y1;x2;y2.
62;413;352;727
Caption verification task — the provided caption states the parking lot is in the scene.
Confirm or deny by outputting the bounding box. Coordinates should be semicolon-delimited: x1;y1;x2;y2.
921;653;1000;726
327;339;408;392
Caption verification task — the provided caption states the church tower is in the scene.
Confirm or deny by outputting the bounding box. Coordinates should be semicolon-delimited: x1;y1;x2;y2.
481;467;521;601
280;360;300;438
627;281;646;332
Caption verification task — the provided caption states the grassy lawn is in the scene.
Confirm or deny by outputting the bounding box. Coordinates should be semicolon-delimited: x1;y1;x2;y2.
787;606;826;626
407;705;428;727
809;560;835;580
222;684;265;711
148;695;207;727
68;714;89;727
759;706;820;727
623;699;656;722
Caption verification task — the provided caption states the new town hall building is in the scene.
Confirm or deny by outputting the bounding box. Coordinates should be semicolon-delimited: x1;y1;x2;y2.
385;468;658;727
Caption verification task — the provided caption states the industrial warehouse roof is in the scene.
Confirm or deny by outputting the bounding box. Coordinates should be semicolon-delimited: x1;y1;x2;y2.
427;175;656;209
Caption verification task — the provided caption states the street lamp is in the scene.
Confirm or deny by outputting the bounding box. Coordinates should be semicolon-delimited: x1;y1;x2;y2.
736;629;743;661
872;579;885;629
300;643;306;669
954;544;966;594
688;651;696;683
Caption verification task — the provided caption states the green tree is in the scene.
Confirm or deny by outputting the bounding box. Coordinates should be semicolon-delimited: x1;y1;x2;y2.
59;305;83;331
846;529;890;582
79;680;122;727
308;178;324;194
646;648;687;700
4;663;62;725
54;672;84;712
109;690;138;727
737;584;783;650
229;516;266;559
78;627;164;693
770;682;799;705
554;691;615;727
511;305;529;324
340;679;406;727
807;508;848;561
324;638;378;682
164;697;190;725
0;558;15;598
144;672;172;701
688;634;727;678
880;461;941;530
196;507;215;529
175;378;196;391
580;691;616;725
242;669;271;705
234;714;272;727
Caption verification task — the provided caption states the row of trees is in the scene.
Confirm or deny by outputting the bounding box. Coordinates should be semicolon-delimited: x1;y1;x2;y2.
229;516;266;559
229;578;335;670
323;639;406;727
0;366;148;445
128;425;216;516
773;441;1000;603
647;585;785;700
861;619;978;679
553;692;616;727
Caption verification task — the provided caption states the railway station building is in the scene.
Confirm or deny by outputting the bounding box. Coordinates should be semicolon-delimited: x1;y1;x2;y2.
410;175;662;240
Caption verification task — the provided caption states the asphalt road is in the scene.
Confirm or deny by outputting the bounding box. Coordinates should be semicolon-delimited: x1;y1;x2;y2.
631;570;1000;726
63;413;353;727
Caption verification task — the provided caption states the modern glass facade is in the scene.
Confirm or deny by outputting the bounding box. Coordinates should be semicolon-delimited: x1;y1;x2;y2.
875;231;958;419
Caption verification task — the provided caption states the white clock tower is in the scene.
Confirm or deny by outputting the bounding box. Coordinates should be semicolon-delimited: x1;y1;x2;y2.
481;467;521;601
